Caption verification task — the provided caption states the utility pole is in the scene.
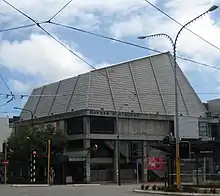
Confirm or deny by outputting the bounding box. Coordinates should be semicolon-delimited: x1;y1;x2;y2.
137;5;218;191
47;139;51;185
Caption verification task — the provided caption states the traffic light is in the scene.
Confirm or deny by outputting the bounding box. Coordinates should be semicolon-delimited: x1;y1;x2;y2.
2;142;7;154
179;142;190;159
2;142;9;154
162;136;170;144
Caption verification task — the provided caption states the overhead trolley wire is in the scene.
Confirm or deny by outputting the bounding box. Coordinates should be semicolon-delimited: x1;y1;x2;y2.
144;0;220;52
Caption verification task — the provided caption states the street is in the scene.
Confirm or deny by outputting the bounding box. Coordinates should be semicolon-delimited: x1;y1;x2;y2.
0;184;144;196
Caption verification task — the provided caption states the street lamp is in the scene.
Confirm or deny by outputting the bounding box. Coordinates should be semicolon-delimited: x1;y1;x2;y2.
138;5;218;191
14;107;34;125
116;103;128;186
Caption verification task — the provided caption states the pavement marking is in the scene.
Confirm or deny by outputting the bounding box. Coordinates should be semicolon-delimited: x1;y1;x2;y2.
11;184;50;187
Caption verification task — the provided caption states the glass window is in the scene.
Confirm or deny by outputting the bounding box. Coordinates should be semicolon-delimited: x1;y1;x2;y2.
199;122;211;137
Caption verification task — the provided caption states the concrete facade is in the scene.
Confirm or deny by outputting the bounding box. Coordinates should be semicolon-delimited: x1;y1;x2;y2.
16;52;217;183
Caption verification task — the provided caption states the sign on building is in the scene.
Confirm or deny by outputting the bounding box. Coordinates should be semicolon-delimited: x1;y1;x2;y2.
147;156;166;171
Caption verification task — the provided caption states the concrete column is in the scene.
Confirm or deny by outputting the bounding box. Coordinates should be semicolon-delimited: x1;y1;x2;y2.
142;141;149;182
83;117;91;183
114;138;119;182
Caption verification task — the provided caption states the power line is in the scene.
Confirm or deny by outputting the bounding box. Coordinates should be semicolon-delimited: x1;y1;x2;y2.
144;0;220;53
0;97;14;107
0;91;220;99
49;22;220;72
0;24;35;33
3;0;137;101
1;23;220;72
0;111;19;114
0;74;14;96
2;0;220;103
48;0;73;22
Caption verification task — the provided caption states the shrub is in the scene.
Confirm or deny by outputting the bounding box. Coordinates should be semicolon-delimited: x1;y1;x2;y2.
182;186;197;193
204;189;207;193
141;184;145;190
164;186;178;192
161;186;165;191
157;186;161;191
145;185;149;190
152;185;157;191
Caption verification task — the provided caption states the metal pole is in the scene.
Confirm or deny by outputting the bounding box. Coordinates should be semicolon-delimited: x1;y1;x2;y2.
30;153;33;183
173;38;181;191
32;151;36;183
137;7;218;191
4;142;7;185
47;139;51;185
116;115;121;186
136;162;139;184
203;157;206;182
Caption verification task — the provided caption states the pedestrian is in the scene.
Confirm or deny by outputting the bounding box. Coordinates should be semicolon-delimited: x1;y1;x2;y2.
49;167;55;186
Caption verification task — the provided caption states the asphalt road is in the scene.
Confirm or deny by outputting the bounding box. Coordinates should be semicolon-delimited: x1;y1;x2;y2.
0;184;144;196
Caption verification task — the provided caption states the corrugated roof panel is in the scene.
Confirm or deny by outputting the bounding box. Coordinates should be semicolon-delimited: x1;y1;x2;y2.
50;77;78;115
67;73;89;112
175;63;207;116
88;69;115;110
20;52;206;119
20;87;43;120
129;57;166;114
34;82;60;118
150;53;187;115
107;63;141;113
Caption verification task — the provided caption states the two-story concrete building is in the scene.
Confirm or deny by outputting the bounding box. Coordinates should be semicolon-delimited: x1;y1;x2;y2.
17;52;217;184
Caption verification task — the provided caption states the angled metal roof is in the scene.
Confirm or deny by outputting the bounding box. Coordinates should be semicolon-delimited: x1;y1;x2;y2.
20;52;207;120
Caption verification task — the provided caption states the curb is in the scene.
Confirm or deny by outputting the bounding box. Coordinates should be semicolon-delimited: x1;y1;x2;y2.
73;184;101;187
11;184;50;187
133;189;220;196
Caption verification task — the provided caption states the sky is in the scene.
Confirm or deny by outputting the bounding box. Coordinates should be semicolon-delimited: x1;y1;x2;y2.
0;0;220;117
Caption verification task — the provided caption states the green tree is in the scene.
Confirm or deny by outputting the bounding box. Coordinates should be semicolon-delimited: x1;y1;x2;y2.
6;124;68;181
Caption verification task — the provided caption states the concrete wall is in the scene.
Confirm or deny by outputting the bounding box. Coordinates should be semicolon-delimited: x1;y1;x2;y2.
118;118;170;138
207;99;220;113
0;117;12;152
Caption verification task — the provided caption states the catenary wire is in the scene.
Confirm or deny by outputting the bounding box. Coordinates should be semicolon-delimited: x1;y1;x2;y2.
1;22;220;71
49;22;220;72
0;74;14;96
2;0;220;103
144;0;220;52
1;21;220;71
3;0;137;101
48;0;73;22
0;24;35;33
1;92;220;99
0;97;14;107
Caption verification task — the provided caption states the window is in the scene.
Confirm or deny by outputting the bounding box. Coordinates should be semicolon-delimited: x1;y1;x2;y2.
67;117;83;135
90;117;114;134
199;122;211;137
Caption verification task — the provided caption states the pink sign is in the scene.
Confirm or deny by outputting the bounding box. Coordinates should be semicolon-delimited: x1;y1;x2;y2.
147;156;166;171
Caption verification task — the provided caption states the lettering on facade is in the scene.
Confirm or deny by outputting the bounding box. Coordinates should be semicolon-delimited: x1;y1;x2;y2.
89;110;139;118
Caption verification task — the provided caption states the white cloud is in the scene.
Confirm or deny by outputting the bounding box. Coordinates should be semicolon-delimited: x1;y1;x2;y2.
109;0;220;73
0;34;91;83
9;79;32;93
0;0;155;29
1;0;220;100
